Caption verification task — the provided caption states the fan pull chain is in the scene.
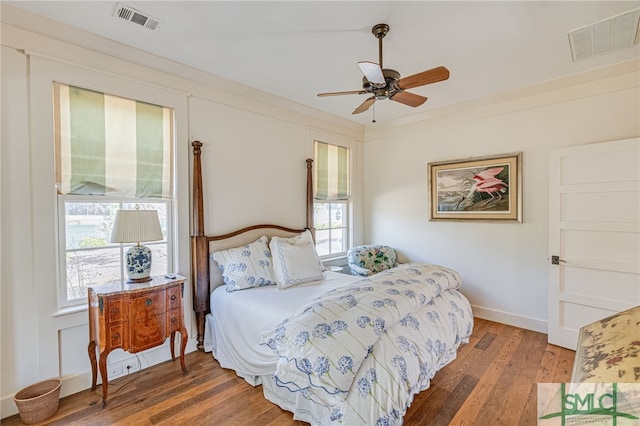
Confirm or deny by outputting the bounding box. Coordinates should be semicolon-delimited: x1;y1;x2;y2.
372;103;376;123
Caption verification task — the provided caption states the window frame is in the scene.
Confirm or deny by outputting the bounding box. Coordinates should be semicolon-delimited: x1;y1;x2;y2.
312;137;353;260
313;199;350;258
56;195;173;308
51;81;178;309
25;55;189;387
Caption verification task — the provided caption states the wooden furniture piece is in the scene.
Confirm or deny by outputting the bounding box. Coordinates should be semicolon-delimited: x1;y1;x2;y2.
190;141;314;350
88;275;188;407
571;305;640;383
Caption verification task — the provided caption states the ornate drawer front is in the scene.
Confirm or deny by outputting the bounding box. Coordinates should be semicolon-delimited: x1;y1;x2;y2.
131;290;165;318
108;324;124;348
105;298;124;323
130;314;165;352
167;309;182;332
166;285;182;310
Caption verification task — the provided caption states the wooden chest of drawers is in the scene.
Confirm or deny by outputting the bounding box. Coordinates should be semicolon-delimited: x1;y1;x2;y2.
88;275;188;406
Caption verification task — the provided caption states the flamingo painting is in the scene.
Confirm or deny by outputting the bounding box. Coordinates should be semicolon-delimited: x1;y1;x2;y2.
465;167;509;206
429;153;521;221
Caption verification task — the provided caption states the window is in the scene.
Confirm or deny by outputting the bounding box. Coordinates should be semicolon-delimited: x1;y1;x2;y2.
314;141;350;257
313;200;348;256
59;199;170;302
53;83;174;306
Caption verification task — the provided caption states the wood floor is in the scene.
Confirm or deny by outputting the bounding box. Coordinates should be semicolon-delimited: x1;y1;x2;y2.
2;318;575;426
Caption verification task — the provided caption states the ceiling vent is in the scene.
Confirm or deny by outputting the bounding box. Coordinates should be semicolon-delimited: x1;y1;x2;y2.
568;8;640;62
113;3;163;31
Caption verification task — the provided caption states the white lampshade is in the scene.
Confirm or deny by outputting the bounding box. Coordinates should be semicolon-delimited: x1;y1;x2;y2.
110;210;163;244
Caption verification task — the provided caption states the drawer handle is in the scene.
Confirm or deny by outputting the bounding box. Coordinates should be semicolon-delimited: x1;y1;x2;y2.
145;298;153;306
170;295;177;301
111;308;119;315
112;332;120;340
171;318;177;323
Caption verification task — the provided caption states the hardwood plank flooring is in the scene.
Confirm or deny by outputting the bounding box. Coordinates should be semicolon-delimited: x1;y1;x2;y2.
1;318;574;425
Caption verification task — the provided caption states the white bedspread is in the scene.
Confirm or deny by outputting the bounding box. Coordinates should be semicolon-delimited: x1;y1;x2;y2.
204;271;357;383
205;265;473;426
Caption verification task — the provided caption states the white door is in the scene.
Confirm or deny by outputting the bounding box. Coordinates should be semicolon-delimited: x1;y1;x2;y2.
548;138;640;350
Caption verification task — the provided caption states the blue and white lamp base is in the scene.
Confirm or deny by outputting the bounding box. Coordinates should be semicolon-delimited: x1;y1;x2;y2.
126;244;153;283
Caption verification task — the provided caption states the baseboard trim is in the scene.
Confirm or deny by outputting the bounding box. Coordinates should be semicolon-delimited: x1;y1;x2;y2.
472;304;548;334
1;338;199;419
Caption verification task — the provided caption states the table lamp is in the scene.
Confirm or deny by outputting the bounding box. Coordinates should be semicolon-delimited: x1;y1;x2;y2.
110;208;163;283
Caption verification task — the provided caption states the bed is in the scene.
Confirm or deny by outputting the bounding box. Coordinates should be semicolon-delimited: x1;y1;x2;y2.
190;141;474;425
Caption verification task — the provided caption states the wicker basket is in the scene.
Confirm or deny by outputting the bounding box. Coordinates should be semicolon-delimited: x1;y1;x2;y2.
13;379;61;424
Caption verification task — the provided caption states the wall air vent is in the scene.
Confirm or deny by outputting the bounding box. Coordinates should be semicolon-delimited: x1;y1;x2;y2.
568;8;640;62
113;3;163;31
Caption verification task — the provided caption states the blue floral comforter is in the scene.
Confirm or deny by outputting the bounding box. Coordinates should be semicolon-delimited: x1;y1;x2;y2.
260;263;473;425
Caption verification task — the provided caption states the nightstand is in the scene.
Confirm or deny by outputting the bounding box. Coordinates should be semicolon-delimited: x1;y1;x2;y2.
87;275;188;407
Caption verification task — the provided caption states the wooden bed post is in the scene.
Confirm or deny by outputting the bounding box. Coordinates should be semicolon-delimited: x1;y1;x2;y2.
190;144;316;351
306;158;315;239
191;140;208;351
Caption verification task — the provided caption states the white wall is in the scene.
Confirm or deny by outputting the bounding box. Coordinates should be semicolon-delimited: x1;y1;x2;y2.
189;97;316;234
362;62;640;332
0;17;362;418
1;45;40;407
189;99;365;243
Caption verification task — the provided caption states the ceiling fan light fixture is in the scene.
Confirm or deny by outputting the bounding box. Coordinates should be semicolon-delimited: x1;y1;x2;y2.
318;22;450;117
358;61;385;85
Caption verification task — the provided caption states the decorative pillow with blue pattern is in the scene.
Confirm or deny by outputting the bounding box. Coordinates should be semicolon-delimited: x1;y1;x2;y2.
211;236;275;292
269;230;325;289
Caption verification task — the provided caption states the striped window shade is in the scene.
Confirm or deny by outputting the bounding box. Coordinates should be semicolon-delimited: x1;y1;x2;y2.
314;141;349;201
53;82;173;198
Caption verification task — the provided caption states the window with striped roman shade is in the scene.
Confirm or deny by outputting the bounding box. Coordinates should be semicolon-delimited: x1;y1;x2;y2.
314;141;349;201
53;82;173;199
313;140;350;257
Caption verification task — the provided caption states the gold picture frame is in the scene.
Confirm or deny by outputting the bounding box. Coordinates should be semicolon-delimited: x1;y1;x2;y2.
428;152;522;222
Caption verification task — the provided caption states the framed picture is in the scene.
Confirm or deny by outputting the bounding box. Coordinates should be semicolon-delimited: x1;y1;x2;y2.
427;152;522;222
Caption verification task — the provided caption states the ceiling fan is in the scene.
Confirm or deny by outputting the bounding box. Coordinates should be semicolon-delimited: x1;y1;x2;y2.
318;23;450;115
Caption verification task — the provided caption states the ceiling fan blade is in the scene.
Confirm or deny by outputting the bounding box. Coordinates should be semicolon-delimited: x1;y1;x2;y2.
317;90;367;97
352;96;376;114
358;61;385;85
397;66;450;90
390;91;428;107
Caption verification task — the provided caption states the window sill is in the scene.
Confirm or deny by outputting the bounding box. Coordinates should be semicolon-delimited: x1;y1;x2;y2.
320;254;347;263
54;304;87;318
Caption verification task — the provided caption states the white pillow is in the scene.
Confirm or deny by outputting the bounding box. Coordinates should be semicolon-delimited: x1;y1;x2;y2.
211;236;275;292
269;230;325;289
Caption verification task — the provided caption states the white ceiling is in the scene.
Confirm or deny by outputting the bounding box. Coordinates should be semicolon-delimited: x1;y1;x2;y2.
5;1;640;125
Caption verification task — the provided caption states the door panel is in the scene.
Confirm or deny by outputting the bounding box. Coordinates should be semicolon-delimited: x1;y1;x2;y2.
563;267;639;300
561;303;619;330
562;191;639;222
549;138;640;349
562;229;639;263
560;146;638;183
